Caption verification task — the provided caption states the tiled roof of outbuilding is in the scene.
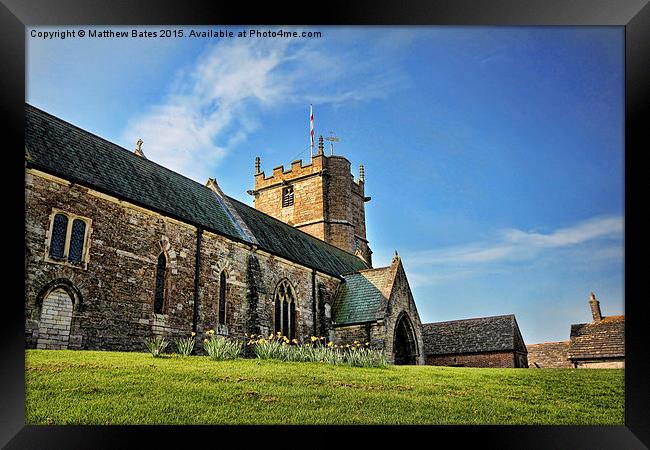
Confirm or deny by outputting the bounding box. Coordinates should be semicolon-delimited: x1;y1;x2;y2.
567;315;625;360
332;267;392;325
24;103;367;277
422;315;523;355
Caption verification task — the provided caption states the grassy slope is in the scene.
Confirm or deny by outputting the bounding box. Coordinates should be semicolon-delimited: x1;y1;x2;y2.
25;350;624;425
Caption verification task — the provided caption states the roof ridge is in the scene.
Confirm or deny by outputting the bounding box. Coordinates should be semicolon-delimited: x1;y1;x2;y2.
25;103;219;195
25;103;368;278
225;194;368;266
345;266;390;275
423;314;515;326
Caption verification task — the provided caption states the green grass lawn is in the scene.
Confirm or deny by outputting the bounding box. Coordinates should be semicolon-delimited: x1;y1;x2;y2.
25;350;624;425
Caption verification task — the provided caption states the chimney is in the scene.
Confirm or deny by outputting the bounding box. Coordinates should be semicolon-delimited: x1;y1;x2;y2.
589;292;602;322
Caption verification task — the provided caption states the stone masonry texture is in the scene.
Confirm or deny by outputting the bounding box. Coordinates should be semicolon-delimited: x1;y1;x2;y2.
253;154;372;265
25;168;406;357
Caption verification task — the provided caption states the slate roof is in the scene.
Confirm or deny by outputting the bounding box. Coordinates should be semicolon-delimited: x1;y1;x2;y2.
567;315;625;360
422;315;523;356
24;104;367;277
332;267;392;325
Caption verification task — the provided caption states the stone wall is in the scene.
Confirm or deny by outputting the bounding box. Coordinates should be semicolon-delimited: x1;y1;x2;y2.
252;153;371;263
382;261;425;365
426;351;520;368
526;341;572;368
25;168;343;352
574;359;624;369
253;156;325;228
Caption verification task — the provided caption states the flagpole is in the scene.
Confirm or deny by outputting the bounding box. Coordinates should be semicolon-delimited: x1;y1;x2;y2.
309;104;314;161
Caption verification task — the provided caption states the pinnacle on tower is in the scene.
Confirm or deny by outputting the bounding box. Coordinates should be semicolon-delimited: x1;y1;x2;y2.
359;164;365;182
317;135;324;155
255;156;261;174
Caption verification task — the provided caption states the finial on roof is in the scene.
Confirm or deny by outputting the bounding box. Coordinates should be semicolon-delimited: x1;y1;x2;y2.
134;138;146;158
206;177;220;193
590;292;597;301
255;156;261;174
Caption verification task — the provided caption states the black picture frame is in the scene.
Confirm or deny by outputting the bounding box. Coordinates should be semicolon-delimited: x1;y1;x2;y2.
2;0;648;448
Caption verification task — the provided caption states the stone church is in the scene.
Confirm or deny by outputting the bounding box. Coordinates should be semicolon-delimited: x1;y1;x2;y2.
24;104;425;364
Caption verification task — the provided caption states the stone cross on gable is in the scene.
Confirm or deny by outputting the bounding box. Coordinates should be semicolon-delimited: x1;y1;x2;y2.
134;138;146;159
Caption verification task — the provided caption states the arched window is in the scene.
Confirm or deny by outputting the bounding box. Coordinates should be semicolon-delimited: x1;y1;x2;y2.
68;219;86;263
49;213;68;259
218;271;227;325
154;252;167;314
46;211;92;266
274;280;297;339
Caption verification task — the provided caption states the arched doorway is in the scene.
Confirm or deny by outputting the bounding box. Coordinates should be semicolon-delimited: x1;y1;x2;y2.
393;313;418;365
37;287;75;349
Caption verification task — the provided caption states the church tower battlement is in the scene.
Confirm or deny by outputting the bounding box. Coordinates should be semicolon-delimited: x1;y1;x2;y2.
249;136;372;266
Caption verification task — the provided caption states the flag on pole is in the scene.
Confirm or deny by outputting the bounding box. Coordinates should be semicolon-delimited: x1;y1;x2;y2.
310;104;314;157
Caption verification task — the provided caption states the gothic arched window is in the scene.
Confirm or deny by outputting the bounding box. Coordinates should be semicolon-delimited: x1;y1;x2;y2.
154;253;167;314
218;271;227;325
274;280;297;339
68;219;87;263
49;213;68;259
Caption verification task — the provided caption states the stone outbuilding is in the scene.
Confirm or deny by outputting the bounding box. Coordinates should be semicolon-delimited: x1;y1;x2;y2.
566;293;624;368
422;314;528;368
527;293;624;368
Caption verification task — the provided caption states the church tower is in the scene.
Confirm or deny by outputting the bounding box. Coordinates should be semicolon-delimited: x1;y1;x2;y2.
249;136;372;266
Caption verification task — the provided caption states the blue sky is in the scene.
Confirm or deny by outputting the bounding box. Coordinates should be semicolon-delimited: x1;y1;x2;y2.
27;26;624;344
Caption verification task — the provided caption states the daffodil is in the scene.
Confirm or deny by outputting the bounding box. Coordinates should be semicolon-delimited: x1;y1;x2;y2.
310;336;318;342
327;342;333;347
191;332;196;337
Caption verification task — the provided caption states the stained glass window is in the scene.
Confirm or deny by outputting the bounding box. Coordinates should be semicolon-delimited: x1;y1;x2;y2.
218;271;227;325
49;214;68;259
289;301;296;340
154;253;166;314
274;297;281;333
274;280;296;338
68;219;86;263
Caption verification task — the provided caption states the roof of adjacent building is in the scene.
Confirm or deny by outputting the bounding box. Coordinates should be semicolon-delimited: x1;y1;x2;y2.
567;315;625;360
332;266;392;325
24;103;367;277
422;314;525;356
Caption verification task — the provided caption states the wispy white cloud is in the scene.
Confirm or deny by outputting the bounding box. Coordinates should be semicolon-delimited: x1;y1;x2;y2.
403;215;624;287
121;30;413;182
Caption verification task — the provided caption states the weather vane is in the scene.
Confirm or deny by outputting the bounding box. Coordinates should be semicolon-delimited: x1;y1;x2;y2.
325;131;340;155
